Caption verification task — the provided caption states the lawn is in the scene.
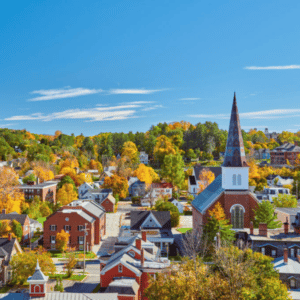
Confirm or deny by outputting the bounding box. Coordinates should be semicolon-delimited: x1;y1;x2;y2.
37;217;46;225
49;273;87;281
177;228;192;234
49;250;97;259
0;285;11;293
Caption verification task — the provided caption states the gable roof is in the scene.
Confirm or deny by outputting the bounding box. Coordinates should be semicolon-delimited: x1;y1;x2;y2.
192;174;224;213
151;182;173;189
0;212;28;226
130;211;171;230
0;238;21;265
60;209;95;223
0;247;8;257
273;257;300;274
272;143;300;153
68;200;105;218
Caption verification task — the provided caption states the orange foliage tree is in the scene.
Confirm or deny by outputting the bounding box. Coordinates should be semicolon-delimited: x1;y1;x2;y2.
102;174;129;199
33;166;54;183
197;168;215;194
56;229;70;252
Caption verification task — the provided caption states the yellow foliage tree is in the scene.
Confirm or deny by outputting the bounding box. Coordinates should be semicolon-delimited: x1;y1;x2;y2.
209;202;226;221
56;184;78;206
0;167;24;213
59;158;79;171
102;175;129;199
89;159;103;173
33;166;54;183
76;173;93;186
134;164;158;186
153;135;177;165
122;141;139;164
56;230;70;252
197;168;215;194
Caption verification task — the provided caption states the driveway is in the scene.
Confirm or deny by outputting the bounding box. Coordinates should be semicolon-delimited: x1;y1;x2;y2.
63;274;99;293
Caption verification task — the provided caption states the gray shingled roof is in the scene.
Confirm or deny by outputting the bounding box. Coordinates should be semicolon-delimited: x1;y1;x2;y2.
0;212;28;226
80;200;105;217
130;211;172;230
192;175;224;213
106;279;139;295
272;143;300;152
28;261;49;281
0;238;18;265
0;247;8;257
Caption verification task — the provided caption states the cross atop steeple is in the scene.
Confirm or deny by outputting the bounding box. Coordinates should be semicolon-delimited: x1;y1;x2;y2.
222;93;248;167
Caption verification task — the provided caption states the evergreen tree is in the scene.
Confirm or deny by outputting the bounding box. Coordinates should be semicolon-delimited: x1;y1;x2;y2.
253;200;282;229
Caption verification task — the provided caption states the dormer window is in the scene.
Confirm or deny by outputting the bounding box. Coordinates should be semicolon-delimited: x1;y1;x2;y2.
237;174;242;185
290;278;296;289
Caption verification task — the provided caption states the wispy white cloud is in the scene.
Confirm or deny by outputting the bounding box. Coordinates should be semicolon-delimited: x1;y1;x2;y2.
179;97;201;100
141;104;164;111
245;65;300;70
109;88;166;95
0;123;16;128
29;87;103;101
190;108;300;120
5;105;140;122
121;101;155;105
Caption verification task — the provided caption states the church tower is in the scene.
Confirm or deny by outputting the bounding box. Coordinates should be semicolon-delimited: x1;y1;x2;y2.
222;93;249;190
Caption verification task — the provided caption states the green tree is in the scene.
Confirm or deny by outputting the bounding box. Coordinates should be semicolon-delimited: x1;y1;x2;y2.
161;153;185;190
57;175;77;191
11;220;23;242
154;200;180;227
273;194;297;208
253;200;282;229
22;173;37;184
65;253;77;277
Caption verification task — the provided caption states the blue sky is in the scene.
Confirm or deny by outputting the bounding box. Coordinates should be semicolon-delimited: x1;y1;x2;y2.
1;0;300;136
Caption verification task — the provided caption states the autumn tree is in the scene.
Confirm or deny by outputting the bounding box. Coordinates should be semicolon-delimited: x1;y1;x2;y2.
10;247;56;284
153;135;177;166
272;194;297;208
253;200;282;229
56;230;70;252
121;141;139;165
57;183;78;206
145;246;291;300
134;164;159;186
89;159;103;173
0;167;25;213
197;168;215;194
33;165;54;183
65;253;77;277
102;174;129;199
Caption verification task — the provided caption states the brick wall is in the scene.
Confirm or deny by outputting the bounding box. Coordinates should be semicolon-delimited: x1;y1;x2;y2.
22;216;31;242
44;211;95;250
101;198;114;212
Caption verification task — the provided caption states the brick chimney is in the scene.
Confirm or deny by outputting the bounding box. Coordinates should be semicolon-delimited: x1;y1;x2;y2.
284;217;289;235
259;223;268;237
2;209;6;215
141;249;145;267
36;177;40;185
141;231;147;242
135;238;141;250
295;141;299;147
284;248;288;264
8;233;12;241
250;221;254;235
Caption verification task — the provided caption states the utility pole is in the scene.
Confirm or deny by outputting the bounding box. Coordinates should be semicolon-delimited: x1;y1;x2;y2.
83;223;89;275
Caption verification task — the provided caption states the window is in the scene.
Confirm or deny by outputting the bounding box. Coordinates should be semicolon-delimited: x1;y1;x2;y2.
34;285;40;293
79;236;84;245
271;249;276;257
237;174;242;186
232;175;237;186
118;264;123;273
290;279;296;289
64;225;70;231
231;205;244;229
291;248;295;257
65;217;69;222
78;225;85;231
51;236;56;244
50;225;56;231
261;247;265;255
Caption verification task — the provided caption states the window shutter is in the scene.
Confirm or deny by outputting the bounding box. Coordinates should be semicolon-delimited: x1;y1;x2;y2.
55;225;57;231
78;226;80;231
49;225;51;230
69;226;71;231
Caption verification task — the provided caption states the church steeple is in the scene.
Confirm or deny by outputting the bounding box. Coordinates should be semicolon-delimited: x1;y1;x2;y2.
222;93;248;167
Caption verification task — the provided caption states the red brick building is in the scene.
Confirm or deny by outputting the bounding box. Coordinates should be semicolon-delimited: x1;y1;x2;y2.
100;232;170;300
270;142;300;166
19;181;57;204
192;93;259;230
100;194;116;213
43;200;106;250
0;209;31;243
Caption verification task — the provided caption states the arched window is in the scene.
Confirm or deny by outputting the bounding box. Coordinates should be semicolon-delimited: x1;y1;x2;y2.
230;205;244;229
232;174;237;186
237;174;242;185
34;285;40;293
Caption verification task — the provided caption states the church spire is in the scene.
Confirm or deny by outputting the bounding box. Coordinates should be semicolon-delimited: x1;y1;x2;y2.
222;93;248;167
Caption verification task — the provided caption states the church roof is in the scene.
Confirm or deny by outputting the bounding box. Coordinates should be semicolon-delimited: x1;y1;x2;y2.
222;93;249;167
28;261;49;282
191;175;225;213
